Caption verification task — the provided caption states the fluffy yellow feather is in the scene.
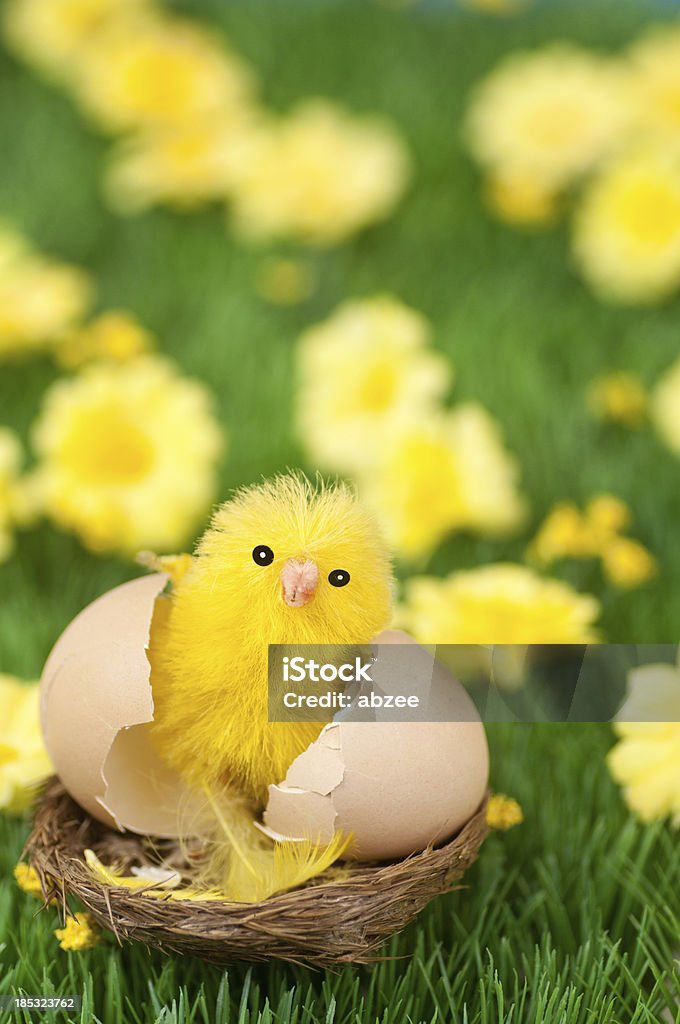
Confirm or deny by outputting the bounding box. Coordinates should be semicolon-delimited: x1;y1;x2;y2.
144;474;393;900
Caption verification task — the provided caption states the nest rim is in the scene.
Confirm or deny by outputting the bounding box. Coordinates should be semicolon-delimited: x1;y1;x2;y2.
25;777;489;969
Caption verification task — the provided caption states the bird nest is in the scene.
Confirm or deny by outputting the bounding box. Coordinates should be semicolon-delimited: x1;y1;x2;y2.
25;777;489;969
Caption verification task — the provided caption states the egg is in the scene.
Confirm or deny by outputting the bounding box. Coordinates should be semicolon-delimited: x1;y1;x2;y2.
263;631;489;861
41;591;488;862
40;575;205;837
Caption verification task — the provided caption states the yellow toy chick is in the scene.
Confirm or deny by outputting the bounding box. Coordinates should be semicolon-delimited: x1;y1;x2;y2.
145;474;393;899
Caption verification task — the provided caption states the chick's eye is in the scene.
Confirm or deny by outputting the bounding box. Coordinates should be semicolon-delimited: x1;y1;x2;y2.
328;569;350;587
252;545;274;566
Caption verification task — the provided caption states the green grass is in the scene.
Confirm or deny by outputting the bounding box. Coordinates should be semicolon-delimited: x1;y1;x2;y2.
1;725;679;1023
1;0;679;1020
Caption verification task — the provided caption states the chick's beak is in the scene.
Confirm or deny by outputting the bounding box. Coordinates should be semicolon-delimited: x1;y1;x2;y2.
281;557;319;608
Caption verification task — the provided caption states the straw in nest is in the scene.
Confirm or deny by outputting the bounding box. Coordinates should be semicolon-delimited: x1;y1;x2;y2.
25;777;489;968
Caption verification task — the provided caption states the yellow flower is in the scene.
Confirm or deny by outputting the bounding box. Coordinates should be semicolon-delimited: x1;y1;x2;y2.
465;46;631;190
587;371;648;427
105;110;259;214
55;310;154;369
72;14;253;133
585;493;631;538
296;295;450;474
400;564;601;644
573;148;680;304
486;794;524;829
0;675;51;813
0;228;92;359
0;427;40;563
615;652;680;723
652;355;680;457
360;405;526;559
31;356;224;557
1;0;148;82
601;536;658;589
484;170;559;227
527;502;597;565
528;493;654;589
611;723;680;826
461;0;528;14
528;493;636;567
55;912;101;951
14;863;43;899
255;257;315;307
608;651;680;827
628;24;680;146
229;100;411;246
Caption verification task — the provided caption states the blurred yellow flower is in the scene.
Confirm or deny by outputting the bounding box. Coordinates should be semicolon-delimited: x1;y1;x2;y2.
611;723;680;826
628;24;680;146
573;149;680;304
105;111;258;213
55;912;101;951
461;0;528;14
601;536;658;589
586;493;631;537
528;493;654;589
14;862;44;899
615;652;680;723
256;257;315;307
608;651;680;827
587;371;648;426
0;427;40;562
484;170;559;227
72;14;253;133
2;0;148;82
55;309;154;368
465;46;631;191
31;356;224;556
296;295;450;474
229;100;411;246
360;404;526;559
0;228;92;359
527;501;597;565
400;564;601;644
530;494;629;558
651;355;680;457
0;675;51;813
486;794;524;829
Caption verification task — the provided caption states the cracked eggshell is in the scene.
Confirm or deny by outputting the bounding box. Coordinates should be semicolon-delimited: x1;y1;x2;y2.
40;574;203;837
264;632;489;861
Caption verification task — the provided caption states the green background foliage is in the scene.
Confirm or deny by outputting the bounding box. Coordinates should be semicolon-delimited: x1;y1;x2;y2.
0;2;678;1021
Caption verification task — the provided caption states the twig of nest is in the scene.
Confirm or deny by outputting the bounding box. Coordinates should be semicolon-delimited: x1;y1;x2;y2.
25;777;489;968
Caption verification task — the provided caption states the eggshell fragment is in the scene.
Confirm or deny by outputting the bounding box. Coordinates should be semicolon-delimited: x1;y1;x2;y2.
40;575;204;836
264;787;338;843
263;633;489;861
283;732;344;795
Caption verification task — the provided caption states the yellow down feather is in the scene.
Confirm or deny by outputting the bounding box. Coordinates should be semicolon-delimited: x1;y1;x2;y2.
85;786;351;904
149;473;393;803
144;473;393;900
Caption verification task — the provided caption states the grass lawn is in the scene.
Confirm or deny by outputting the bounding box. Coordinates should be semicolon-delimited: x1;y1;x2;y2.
0;1;679;1021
